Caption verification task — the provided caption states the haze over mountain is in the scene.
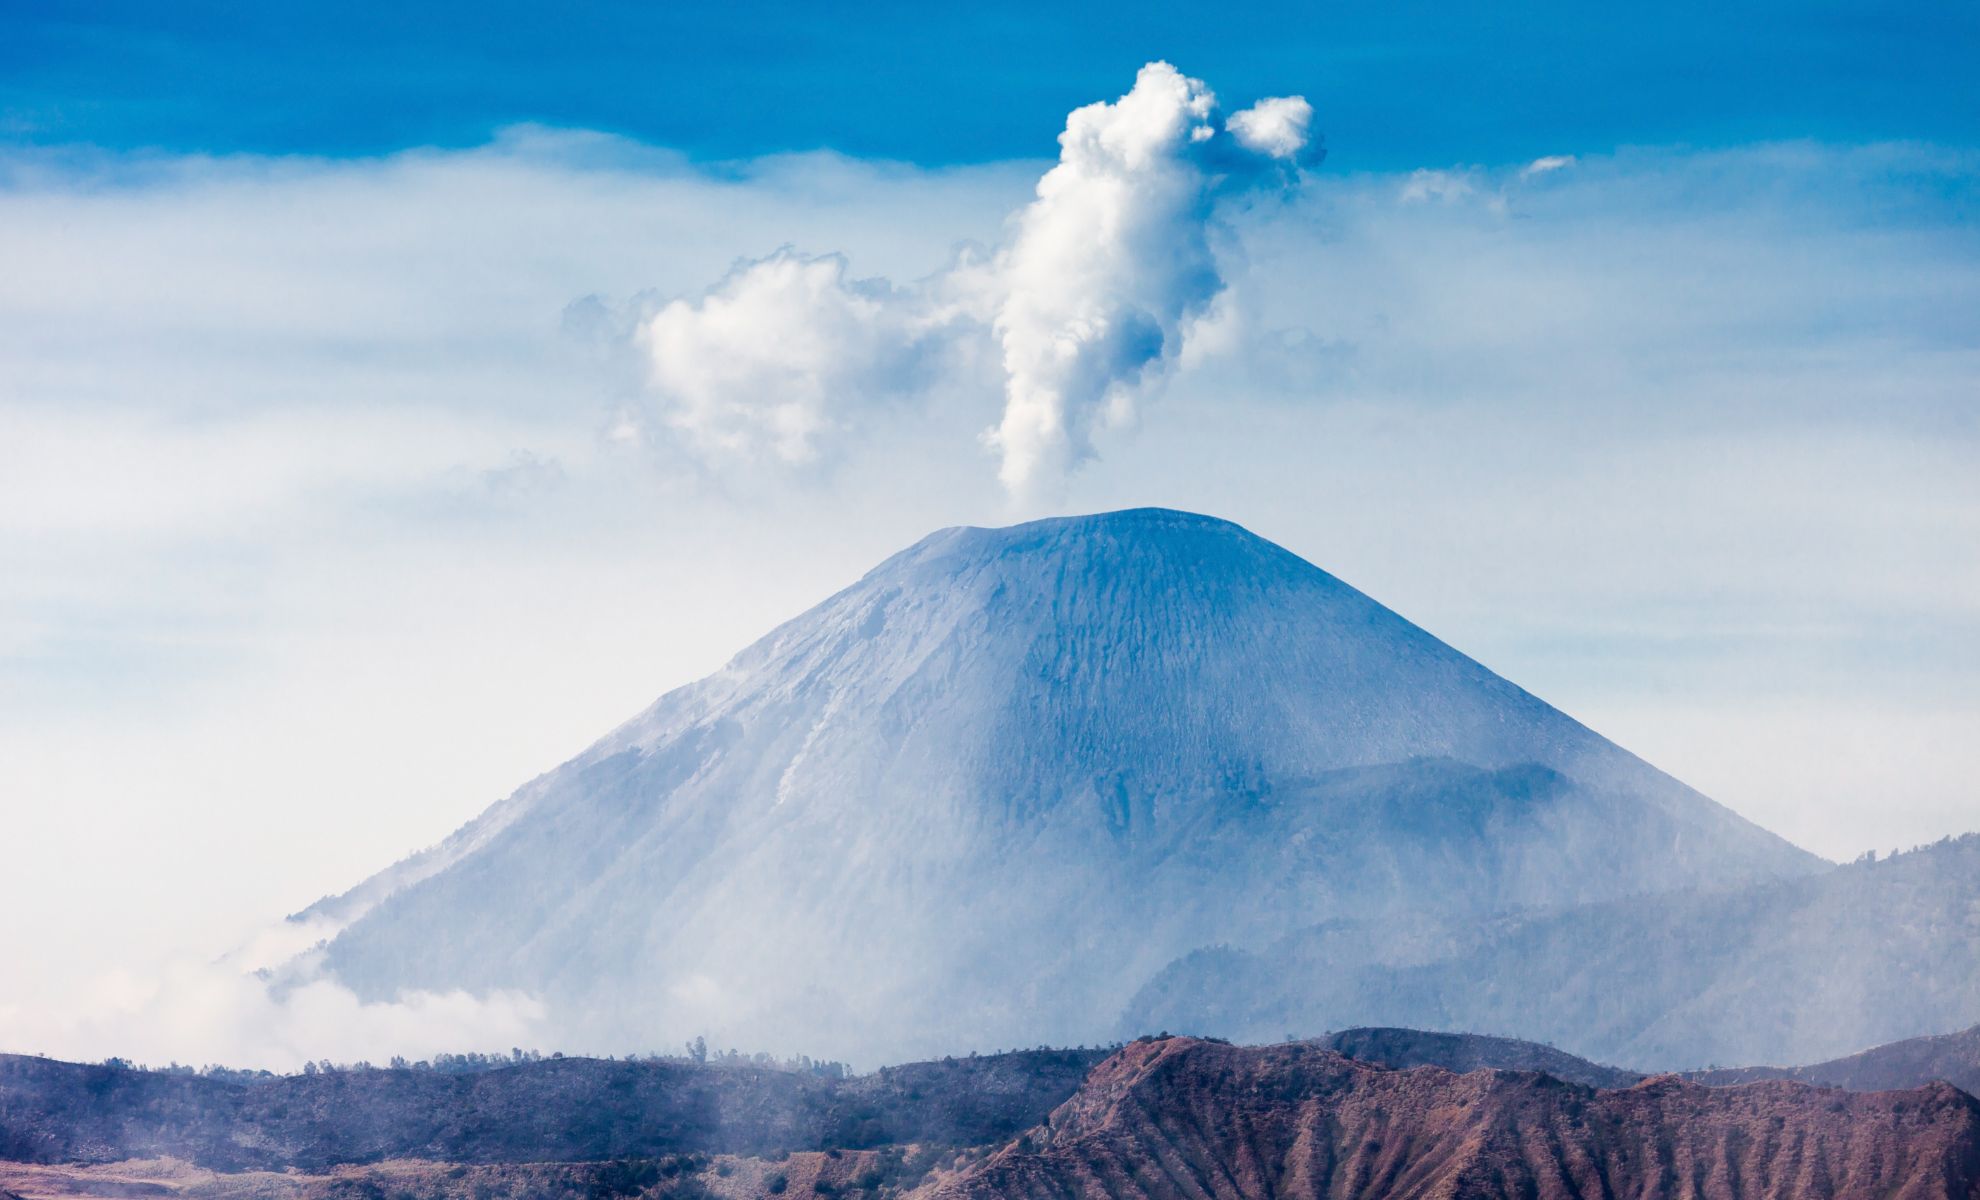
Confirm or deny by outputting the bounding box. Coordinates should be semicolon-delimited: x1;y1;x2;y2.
301;509;1814;1064
1130;832;1980;1070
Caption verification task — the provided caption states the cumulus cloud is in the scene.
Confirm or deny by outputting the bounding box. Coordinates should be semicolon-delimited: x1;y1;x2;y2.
629;62;1314;492
637;250;962;464
1227;96;1315;160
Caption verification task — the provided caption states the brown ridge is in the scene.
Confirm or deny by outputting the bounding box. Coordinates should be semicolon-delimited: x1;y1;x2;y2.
931;1038;1980;1200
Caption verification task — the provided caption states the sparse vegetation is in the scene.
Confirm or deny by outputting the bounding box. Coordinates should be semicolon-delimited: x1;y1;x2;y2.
0;1046;1106;1172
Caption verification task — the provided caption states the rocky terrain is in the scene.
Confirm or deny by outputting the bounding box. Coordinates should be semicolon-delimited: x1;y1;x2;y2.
11;1031;1980;1199
0;1147;934;1200
933;1038;1980;1200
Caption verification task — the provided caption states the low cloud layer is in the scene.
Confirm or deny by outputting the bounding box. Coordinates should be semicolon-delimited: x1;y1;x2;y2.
0;919;546;1070
630;62;1315;492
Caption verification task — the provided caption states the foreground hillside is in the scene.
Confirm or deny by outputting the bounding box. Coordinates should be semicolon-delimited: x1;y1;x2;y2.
0;1147;939;1200
0;1049;1104;1171
13;1023;1980;1177
933;1038;1980;1200
1131;833;1980;1068
9;1033;1980;1200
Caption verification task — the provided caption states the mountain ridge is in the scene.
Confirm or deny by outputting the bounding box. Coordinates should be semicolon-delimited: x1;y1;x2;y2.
1692;1022;1980;1095
11;1022;1980;1178
931;1037;1980;1200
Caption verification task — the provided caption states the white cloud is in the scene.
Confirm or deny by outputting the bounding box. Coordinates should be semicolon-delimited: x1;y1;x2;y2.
0;921;547;1070
638;250;958;464
1400;155;1574;213
1227;96;1315;160
1522;153;1577;178
622;62;1314;494
1399;167;1479;204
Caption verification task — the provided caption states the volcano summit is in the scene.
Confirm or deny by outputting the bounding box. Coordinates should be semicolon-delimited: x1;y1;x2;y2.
304;509;1816;1062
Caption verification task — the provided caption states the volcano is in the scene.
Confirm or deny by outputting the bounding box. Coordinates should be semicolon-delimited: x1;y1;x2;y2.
305;508;1817;1062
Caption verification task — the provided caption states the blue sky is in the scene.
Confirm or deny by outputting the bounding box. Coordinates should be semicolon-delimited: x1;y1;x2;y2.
7;0;1978;166
1;4;1977;1065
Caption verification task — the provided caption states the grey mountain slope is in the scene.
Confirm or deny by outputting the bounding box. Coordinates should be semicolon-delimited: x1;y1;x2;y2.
310;508;1817;1063
1128;833;1980;1071
1316;1027;1646;1089
1691;1021;1980;1095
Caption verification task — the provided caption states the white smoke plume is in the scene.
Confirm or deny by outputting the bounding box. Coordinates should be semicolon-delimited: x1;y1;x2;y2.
984;62;1312;491
632;62;1314;492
